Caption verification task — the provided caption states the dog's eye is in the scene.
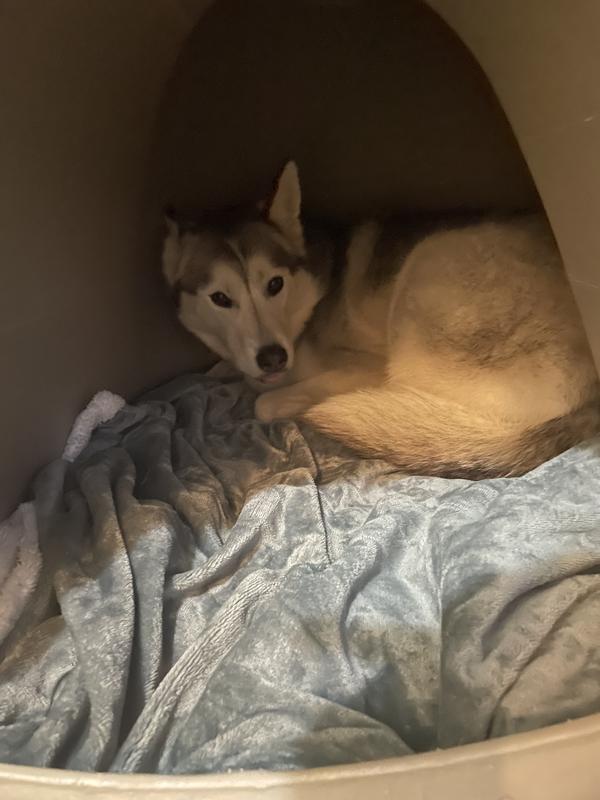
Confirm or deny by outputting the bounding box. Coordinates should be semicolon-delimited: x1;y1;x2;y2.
267;276;284;296
209;291;233;308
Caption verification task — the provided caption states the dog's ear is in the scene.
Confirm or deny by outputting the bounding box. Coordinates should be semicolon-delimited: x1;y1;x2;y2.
265;161;305;254
162;206;183;288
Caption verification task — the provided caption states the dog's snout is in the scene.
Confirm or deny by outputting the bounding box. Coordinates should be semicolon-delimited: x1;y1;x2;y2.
256;344;288;373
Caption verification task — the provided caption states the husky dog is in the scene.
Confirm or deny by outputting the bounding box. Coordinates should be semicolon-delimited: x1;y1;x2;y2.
162;162;600;477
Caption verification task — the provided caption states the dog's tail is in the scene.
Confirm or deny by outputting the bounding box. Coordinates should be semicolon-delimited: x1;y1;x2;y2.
302;386;600;478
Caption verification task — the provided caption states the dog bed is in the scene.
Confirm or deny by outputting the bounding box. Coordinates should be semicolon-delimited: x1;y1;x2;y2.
1;373;599;774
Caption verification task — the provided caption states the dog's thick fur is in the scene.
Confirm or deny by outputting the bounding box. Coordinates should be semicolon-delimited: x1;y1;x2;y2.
163;162;600;478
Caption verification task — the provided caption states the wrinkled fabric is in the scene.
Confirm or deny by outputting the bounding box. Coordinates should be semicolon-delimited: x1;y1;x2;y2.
1;373;600;774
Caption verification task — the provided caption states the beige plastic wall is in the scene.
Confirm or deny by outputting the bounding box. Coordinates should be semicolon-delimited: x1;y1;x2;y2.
0;0;214;520
1;0;600;797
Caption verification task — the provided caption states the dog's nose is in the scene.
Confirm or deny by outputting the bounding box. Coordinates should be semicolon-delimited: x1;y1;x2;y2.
256;344;288;373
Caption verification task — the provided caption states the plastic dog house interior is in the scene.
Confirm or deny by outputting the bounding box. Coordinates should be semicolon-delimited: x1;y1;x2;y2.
2;0;600;797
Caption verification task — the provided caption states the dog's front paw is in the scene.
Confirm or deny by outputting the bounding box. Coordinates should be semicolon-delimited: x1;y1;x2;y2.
255;392;280;423
255;391;311;423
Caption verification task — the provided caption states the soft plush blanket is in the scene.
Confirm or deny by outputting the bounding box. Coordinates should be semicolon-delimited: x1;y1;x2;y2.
1;374;599;774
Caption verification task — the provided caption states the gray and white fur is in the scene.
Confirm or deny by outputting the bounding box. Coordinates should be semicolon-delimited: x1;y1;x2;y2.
163;162;600;478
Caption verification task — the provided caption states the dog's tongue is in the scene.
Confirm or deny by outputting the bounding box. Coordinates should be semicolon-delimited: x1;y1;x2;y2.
260;372;284;384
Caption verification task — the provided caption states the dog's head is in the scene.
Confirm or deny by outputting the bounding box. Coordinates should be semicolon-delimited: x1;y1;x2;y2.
162;162;326;385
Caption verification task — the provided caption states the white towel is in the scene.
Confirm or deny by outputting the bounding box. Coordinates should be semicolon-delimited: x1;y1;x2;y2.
63;390;125;462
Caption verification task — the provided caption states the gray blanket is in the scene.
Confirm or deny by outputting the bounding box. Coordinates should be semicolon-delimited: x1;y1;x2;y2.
1;374;600;774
